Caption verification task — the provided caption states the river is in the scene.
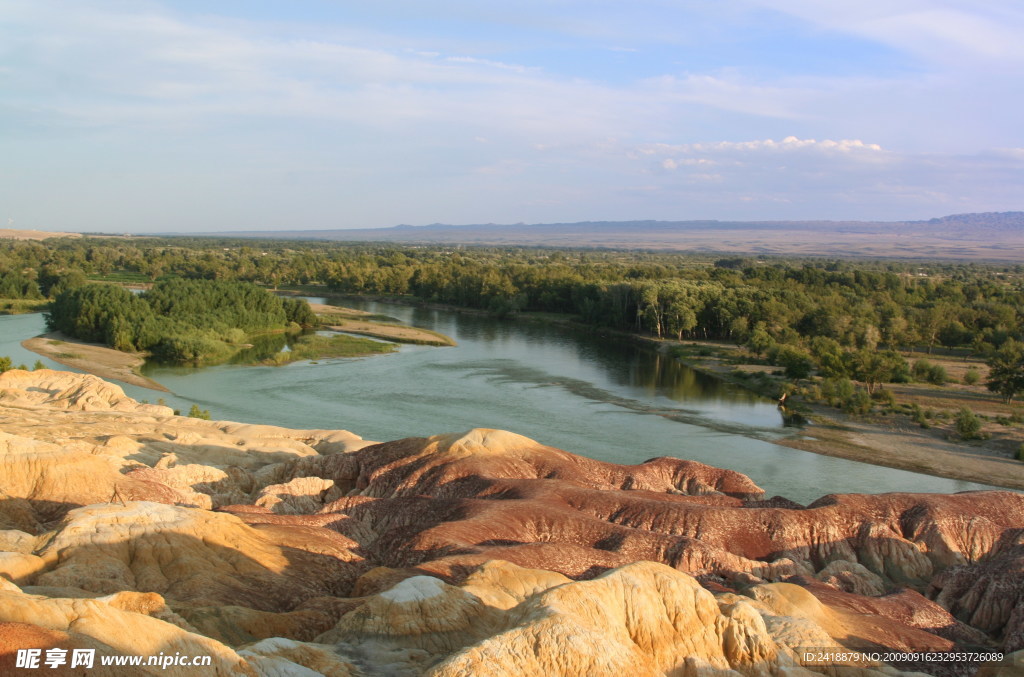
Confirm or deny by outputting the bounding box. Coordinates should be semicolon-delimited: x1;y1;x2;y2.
0;302;999;504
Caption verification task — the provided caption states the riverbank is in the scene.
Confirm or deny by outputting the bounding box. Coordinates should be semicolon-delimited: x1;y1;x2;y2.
777;410;1024;491
664;341;1024;492
316;293;1024;491
18;300;451;392
22;333;169;392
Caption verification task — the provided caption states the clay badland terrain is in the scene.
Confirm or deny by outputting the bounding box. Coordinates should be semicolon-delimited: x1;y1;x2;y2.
0;369;1022;676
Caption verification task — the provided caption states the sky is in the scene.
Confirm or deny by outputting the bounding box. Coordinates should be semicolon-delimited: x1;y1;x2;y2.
2;1;1023;233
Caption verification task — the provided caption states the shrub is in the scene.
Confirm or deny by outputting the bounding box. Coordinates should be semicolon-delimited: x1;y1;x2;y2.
151;334;235;366
912;359;932;381
954;407;984;440
844;391;873;415
963;367;981;385
222;327;247;344
927;364;947;385
871;388;896;405
188;404;211;420
821;377;855;408
912;359;947;385
910;404;929;428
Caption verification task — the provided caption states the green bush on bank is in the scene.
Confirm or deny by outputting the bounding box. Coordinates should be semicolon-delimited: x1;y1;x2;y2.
954;407;985;440
912;359;948;385
286;334;397;362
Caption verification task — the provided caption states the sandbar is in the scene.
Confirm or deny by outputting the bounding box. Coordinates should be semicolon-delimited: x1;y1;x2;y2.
312;301;456;345
22;332;168;392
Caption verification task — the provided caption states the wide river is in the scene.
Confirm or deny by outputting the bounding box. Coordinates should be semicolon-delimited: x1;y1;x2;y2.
0;301;1000;503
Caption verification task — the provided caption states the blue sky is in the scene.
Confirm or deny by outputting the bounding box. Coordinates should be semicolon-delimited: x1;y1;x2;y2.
2;1;1022;232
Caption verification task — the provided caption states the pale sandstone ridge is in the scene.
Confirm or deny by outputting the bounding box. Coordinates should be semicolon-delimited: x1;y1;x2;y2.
0;369;1022;676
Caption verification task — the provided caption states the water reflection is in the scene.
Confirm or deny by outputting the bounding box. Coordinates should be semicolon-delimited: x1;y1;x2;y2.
0;310;1003;502
327;296;775;413
228;332;290;364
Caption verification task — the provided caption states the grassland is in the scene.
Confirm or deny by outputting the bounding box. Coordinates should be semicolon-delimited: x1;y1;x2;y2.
261;333;397;365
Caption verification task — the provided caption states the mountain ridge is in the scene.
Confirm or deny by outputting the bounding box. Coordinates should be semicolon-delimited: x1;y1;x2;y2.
188;211;1024;260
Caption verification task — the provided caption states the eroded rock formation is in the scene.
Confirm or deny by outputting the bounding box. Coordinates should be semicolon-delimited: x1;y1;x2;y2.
1;369;1022;676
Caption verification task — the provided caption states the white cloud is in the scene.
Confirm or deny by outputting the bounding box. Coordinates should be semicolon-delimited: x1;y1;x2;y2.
744;1;1024;66
641;137;887;171
1;0;1021;230
617;135;1023;221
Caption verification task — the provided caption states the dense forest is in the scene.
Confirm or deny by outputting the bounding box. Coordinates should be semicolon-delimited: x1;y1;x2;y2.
45;278;316;365
3;236;1024;399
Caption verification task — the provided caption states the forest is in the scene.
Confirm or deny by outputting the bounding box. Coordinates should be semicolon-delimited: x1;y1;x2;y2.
45;278;316;365
2;235;1024;401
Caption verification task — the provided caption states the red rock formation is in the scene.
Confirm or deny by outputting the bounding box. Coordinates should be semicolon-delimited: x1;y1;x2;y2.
3;371;1023;675
929;532;1024;652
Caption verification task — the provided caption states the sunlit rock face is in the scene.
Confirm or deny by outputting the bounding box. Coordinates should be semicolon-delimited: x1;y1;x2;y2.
1;369;1023;676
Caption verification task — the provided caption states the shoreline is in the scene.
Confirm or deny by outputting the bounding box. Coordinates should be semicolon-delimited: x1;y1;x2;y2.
652;339;1024;493
21;333;169;392
775;412;1024;492
17;293;1024;493
318;292;1024;493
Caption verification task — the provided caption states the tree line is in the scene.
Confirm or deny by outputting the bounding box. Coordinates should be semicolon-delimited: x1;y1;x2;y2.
4;236;1024;398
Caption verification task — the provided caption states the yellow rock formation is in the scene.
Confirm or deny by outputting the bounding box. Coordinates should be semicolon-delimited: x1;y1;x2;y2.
0;369;1012;676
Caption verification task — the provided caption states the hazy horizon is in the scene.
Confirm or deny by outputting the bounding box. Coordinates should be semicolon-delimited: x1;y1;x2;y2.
3;1;1023;233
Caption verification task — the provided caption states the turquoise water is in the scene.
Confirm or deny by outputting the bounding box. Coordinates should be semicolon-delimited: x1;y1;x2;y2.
0;305;1000;504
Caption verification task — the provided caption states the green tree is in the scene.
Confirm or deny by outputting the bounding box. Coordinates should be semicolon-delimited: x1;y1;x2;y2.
773;344;814;380
0;356;12;373
986;339;1024;404
746;325;774;357
845;349;908;395
809;336;847;378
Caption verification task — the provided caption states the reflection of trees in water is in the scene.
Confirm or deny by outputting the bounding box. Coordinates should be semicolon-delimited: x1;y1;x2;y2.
229;332;291;364
335;296;766;406
625;349;763;405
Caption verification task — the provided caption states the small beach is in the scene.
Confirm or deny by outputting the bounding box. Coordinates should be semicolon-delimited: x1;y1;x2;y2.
21;332;169;392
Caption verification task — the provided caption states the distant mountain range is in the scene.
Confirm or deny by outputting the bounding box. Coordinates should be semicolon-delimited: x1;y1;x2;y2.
201;211;1024;260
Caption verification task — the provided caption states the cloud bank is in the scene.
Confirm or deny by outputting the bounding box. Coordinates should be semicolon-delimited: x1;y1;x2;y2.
0;0;1020;231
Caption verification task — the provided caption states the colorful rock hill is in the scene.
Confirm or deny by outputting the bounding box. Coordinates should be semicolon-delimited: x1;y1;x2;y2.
0;369;1021;676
